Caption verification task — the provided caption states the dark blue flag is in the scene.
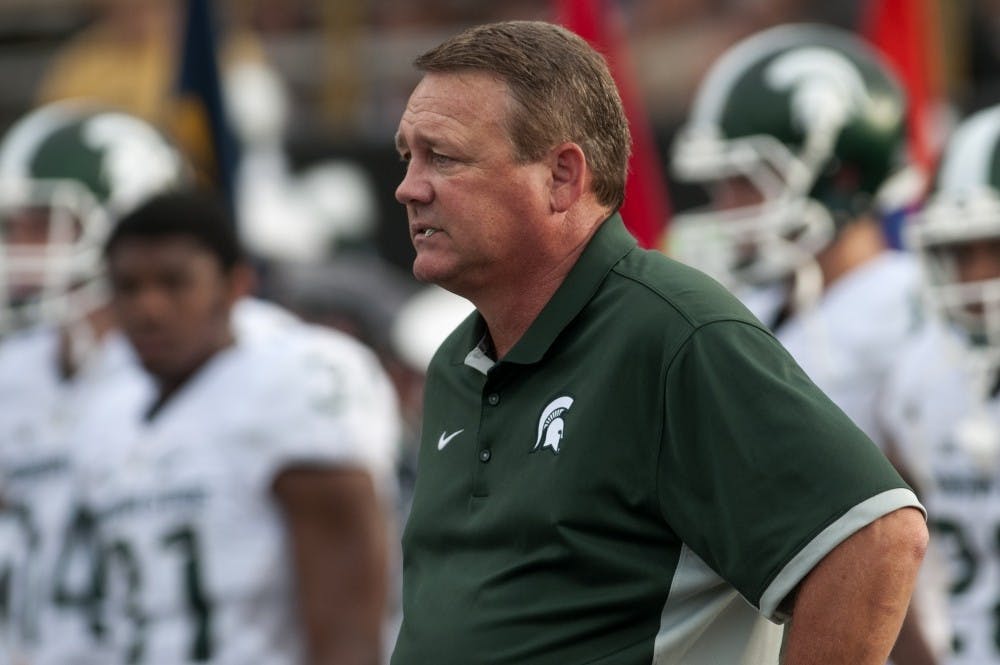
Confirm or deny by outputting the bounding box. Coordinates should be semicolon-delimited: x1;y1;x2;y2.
174;0;239;215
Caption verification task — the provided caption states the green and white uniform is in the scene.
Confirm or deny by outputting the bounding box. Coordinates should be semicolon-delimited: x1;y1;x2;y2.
0;327;138;665
71;315;399;665
391;214;922;665
882;321;1000;663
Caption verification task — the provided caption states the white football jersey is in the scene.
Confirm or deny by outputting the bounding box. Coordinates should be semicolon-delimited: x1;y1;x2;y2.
231;297;301;345
882;321;1000;664
73;321;399;665
0;326;145;665
742;251;921;447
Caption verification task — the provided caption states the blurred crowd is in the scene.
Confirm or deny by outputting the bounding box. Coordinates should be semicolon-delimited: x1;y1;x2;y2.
3;0;1000;664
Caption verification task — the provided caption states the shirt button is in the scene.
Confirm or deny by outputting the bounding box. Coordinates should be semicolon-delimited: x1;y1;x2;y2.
487;393;500;405
479;449;492;463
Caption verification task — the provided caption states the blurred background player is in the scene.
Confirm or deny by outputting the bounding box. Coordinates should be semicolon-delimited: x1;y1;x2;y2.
0;100;185;664
259;258;473;648
667;22;947;663
882;103;1000;665
669;22;923;444
72;188;398;664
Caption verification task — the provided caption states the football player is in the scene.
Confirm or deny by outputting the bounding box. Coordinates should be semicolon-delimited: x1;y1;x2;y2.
882;103;1000;664
669;22;925;444
73;188;398;664
668;23;946;663
0;101;185;664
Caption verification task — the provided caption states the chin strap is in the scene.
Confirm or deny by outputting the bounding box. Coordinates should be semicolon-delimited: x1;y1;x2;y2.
790;255;824;315
59;316;100;381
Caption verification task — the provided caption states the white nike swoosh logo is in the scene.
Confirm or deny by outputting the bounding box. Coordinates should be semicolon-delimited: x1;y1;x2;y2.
437;429;465;451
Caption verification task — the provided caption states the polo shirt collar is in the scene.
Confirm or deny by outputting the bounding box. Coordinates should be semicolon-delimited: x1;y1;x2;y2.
456;212;636;371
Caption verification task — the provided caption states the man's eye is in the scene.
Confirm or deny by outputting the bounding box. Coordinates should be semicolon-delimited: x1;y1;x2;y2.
162;272;193;292
430;152;454;166
111;277;138;297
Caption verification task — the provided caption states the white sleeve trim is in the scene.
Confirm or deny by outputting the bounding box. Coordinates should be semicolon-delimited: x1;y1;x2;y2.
758;487;925;622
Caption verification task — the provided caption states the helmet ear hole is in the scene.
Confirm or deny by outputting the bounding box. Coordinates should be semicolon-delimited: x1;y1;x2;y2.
0;101;188;333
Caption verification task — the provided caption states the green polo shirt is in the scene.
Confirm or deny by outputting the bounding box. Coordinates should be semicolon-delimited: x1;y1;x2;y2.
391;214;921;665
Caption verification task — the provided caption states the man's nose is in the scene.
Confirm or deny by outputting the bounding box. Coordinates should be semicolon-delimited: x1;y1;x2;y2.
396;161;432;206
123;284;172;324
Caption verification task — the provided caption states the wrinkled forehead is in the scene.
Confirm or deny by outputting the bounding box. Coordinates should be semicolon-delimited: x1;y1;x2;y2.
395;72;512;149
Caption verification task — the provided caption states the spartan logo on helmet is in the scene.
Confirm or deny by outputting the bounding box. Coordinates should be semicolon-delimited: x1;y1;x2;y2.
533;395;574;455
81;113;186;217
765;47;893;140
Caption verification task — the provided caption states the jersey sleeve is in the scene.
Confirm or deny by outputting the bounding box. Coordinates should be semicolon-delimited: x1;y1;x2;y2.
657;319;923;622
249;327;401;498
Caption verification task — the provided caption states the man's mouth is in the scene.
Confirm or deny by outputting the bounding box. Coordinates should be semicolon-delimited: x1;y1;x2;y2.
414;226;441;239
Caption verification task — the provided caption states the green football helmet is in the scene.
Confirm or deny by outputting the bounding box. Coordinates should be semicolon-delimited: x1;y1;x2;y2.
670;23;910;289
0;101;187;332
907;104;1000;356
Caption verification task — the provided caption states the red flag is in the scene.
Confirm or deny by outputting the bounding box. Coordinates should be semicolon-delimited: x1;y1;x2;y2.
861;0;944;176
554;0;670;248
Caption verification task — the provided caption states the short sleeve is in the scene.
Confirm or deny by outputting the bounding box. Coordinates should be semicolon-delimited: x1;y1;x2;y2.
249;326;401;499
658;320;922;620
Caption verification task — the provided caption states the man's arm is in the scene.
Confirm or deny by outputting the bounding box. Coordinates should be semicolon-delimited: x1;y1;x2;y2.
890;601;941;665
881;434;943;665
273;465;390;665
781;506;928;665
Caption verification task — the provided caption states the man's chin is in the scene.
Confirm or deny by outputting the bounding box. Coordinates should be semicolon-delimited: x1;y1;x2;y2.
136;354;173;379
412;256;456;287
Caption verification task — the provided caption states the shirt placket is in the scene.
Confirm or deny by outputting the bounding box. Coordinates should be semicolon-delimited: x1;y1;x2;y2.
471;371;508;498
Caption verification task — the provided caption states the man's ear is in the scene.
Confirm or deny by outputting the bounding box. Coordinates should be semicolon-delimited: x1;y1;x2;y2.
549;142;587;213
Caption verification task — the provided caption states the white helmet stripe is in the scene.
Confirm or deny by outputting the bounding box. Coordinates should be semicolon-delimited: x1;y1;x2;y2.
937;106;1000;193
0;101;79;178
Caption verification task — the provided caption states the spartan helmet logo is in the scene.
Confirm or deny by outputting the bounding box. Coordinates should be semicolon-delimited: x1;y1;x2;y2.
82;113;185;215
764;47;896;141
533;395;574;455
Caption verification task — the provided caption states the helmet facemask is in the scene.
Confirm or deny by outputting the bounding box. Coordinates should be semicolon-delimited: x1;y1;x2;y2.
909;188;1000;367
670;125;836;291
0;177;110;335
917;228;1000;468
